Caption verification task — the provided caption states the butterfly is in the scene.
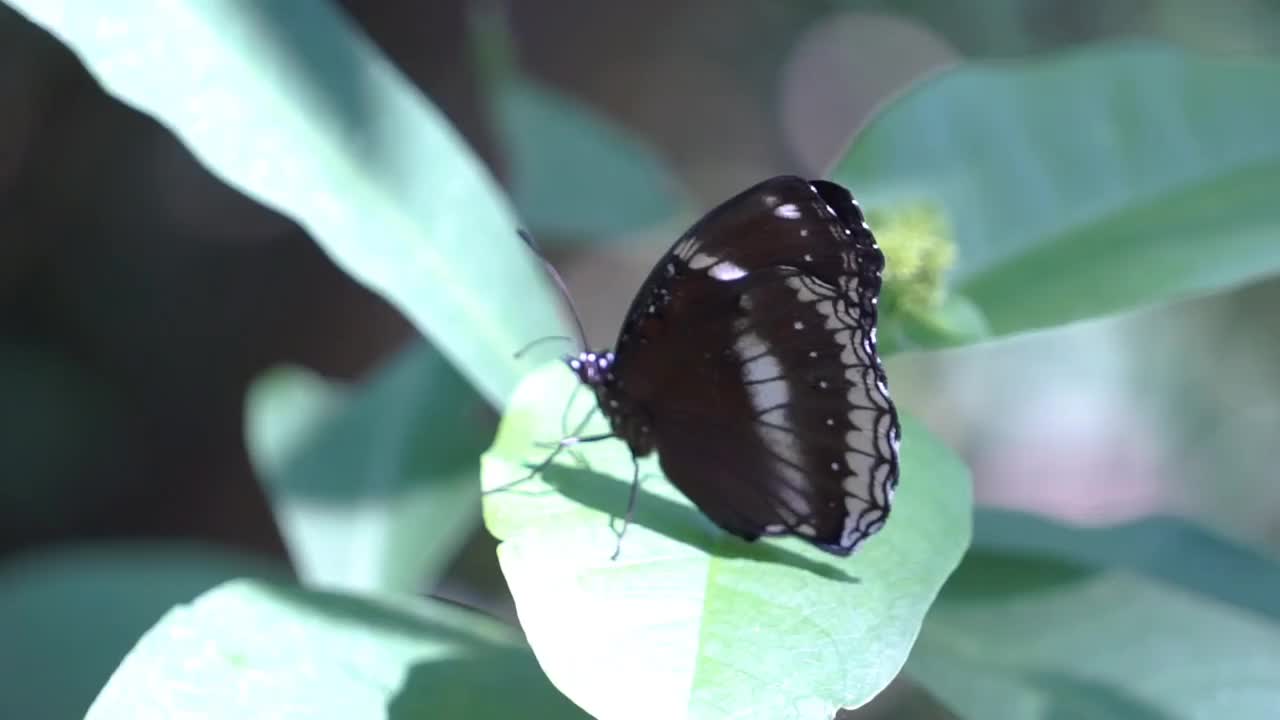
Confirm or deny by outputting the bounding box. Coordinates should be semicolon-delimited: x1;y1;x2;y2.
528;175;901;557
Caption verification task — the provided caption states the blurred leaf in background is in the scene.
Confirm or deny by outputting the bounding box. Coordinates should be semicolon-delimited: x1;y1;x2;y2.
495;78;688;245
246;340;491;596
908;510;1280;719
969;509;1280;620
0;544;287;719
915;569;1280;719
5;0;568;408
853;0;1280;56
471;6;689;245
836;44;1280;351
0;344;135;544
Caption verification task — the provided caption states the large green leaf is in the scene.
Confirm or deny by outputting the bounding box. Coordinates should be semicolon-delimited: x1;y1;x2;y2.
481;362;973;719
909;554;1280;719
245;341;490;595
86;579;587;719
835;44;1280;347
5;0;566;407
0;543;286;720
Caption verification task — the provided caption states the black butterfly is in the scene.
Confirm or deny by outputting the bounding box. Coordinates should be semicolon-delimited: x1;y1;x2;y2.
532;175;901;557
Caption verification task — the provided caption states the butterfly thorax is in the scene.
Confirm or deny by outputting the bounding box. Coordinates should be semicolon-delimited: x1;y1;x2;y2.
566;349;656;457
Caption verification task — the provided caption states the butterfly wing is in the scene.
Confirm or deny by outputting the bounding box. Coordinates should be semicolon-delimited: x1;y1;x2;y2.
609;176;900;555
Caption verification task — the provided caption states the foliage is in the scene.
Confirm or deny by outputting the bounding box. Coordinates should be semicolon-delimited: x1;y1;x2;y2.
3;1;1279;718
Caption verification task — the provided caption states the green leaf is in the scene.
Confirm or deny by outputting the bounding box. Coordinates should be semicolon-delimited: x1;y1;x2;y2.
972;509;1280;622
481;362;973;718
850;1;1278;57
857;0;1057;56
0;343;129;535
909;556;1280;719
0;543;286;720
245;341;490;595
835;43;1280;345
880;293;991;356
86;579;587;719
6;0;566;407
907;511;1280;718
496;79;686;243
470;6;685;244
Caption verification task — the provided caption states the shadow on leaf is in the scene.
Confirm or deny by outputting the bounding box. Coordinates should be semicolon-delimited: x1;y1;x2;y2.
530;464;859;583
259;582;499;647
390;645;588;719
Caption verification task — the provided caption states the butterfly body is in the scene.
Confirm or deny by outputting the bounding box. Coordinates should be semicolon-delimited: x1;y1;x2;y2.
566;175;900;556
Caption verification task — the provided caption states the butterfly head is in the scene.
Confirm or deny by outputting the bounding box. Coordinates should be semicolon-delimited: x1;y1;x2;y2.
566;350;616;387
566;349;655;457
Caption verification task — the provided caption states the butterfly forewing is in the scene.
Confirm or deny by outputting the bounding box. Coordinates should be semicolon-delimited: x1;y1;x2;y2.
579;175;901;556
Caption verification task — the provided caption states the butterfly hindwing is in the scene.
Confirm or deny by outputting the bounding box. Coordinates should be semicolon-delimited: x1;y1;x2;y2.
644;263;895;553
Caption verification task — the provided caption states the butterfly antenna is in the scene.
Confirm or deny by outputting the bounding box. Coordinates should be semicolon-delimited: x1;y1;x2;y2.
518;228;590;351
513;335;575;359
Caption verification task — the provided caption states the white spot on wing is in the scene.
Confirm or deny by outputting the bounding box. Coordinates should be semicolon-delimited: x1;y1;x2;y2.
709;260;748;281
774;203;802;219
672;236;697;260
689;252;718;269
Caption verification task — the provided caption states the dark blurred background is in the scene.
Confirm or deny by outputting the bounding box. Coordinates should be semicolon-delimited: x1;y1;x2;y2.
3;1;1280;717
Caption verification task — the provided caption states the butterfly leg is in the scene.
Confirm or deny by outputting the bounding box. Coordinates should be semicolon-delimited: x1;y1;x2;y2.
483;424;614;497
609;453;642;560
533;432;614;450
